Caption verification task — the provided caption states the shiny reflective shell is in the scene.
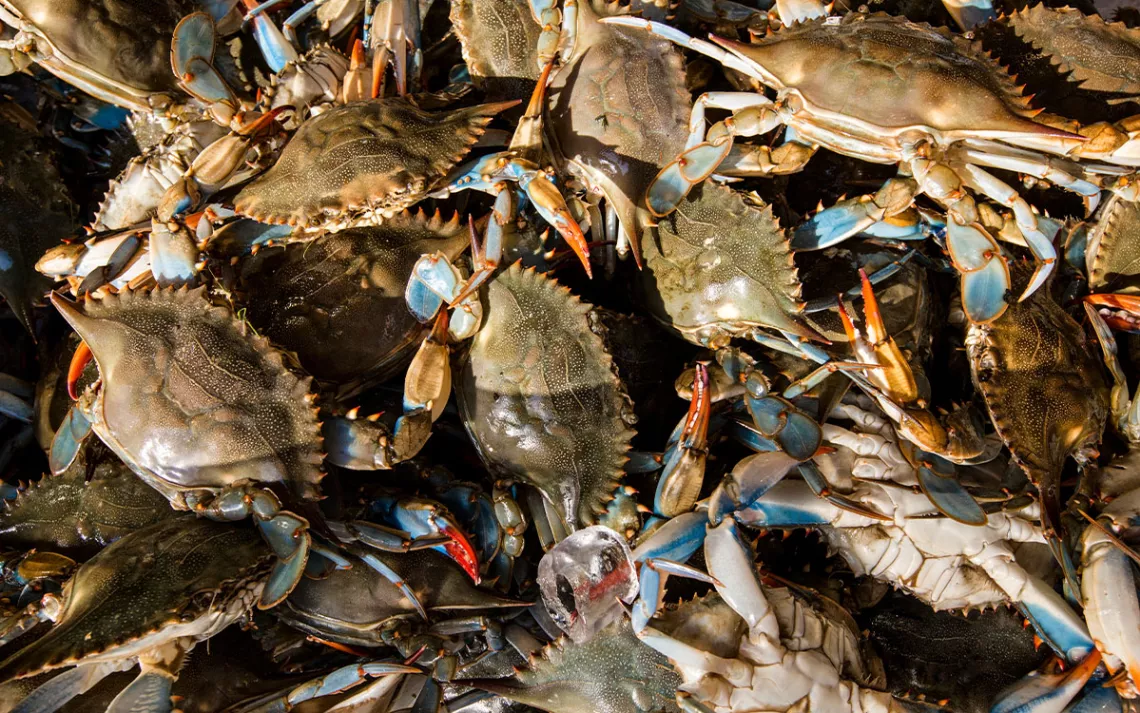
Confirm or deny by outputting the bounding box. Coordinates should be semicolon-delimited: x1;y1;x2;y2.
747;13;1043;136
450;0;542;101
1009;4;1140;97
234;98;517;228
239;210;469;390
472;618;682;713
0;517;270;681
54;286;324;503
457;264;635;529
278;548;522;647
966;270;1108;520
641;182;809;346
546;1;690;249
4;0;200;97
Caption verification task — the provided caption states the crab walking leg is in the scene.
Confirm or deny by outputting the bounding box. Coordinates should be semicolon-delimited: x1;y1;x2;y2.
969;543;1094;661
0;373;32;423
8;662;132;713
1084;303;1140;443
237;663;418;713
1081;488;1140;694
955;142;1102;212
645;94;783;217
955;163;1057;300
527;0;579;69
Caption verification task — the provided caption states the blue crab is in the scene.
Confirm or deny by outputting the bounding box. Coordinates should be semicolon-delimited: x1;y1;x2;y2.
604;4;1105;324
48;286;463;609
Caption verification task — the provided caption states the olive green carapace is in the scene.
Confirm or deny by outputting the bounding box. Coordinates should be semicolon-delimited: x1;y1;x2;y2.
737;14;1044;135
1009;4;1140;98
234;98;517;227
0;517;271;681
450;0;542;102
967;268;1109;527
457;264;635;529
546;0;690;252
280;549;523;647
1087;195;1140;294
0;443;171;557
240;210;469;389
473;619;681;713
54;287;323;501
642;182;811;343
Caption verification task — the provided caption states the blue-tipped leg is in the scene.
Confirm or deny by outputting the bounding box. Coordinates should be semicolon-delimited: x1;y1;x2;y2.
915;455;986;526
49;407;93;476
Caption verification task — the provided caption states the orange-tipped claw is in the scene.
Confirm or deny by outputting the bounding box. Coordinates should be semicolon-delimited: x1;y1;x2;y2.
1086;293;1140;313
858;269;887;345
683;362;712;446
67;340;93;401
836;297;859;344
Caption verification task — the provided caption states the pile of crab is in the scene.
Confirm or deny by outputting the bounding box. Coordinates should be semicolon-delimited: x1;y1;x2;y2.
0;0;1139;711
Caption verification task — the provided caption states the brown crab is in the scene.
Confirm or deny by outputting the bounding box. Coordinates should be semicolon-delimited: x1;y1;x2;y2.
233;98;518;231
966;266;1109;580
449;0;542;103
544;0;691;266
456;263;636;543
236;209;469;394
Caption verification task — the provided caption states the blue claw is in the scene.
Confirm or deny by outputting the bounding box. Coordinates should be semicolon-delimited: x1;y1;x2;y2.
632;511;706;563
960;255;1011;324
915;457;986;526
179;56;238;108
791;202;879;250
708;451;800;524
736;480;841;528
49;407;93;476
990;651;1101;713
246;8;299;72
647;140;732;217
172;12;215;78
744;395;822;462
261;534;310;609
1017;576;1094;662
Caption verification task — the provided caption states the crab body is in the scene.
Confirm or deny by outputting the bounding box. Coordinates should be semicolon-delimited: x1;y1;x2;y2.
456;264;635;537
450;0;542;102
238;210;469;392
0;517;271;711
640;182;811;346
234;98;517;230
546;0;690;263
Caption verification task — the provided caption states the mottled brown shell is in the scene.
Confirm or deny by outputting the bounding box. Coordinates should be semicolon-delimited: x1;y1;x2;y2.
1086;194;1140;294
966;269;1108;521
234;99;516;227
471;619;681;713
641;182;812;344
53;287;324;502
239;210;468;391
279;549;523;646
546;1;690;251
450;0;542;101
0;442;171;557
457;264;635;528
734;13;1047;136
1009;5;1140;97
0;517;270;680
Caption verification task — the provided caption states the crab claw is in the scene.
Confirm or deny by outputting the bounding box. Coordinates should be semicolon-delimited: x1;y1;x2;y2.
646;138;733;217
991;650;1101;713
744;394;823;462
67;339;93;401
946;219;1010;324
520;173;593;279
240;0;299;73
1086;293;1140;333
387;497;482;584
655;362;712;517
914;456;986;526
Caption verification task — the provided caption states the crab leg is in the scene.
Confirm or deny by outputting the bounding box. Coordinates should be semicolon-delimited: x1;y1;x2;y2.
1084;303;1140;444
7;661;128;713
237;662;417;713
527;0;578;69
0;373;32;423
989;650;1103;713
791;178;919;251
956;142;1102;212
939;0;995;30
369;496;482;583
655;363;712;517
369;0;420;96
